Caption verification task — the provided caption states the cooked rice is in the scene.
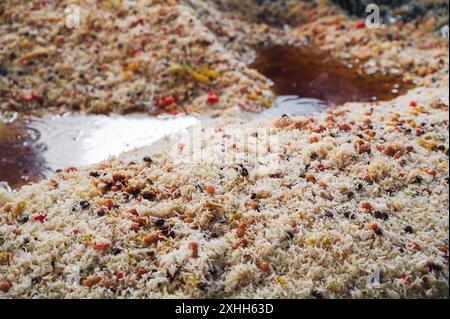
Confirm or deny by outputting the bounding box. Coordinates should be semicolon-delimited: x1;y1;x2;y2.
0;0;273;114
1;87;448;298
0;0;449;299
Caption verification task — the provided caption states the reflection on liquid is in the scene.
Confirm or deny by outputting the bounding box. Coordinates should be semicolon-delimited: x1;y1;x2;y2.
0;114;198;189
251;45;412;106
262;96;328;117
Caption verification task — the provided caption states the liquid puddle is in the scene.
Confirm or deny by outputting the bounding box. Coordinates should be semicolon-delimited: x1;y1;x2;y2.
0;114;198;189
0;120;47;189
251;45;412;107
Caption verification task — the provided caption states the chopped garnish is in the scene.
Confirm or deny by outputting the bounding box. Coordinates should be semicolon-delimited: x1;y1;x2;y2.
188;242;199;258
207;90;219;104
34;213;46;223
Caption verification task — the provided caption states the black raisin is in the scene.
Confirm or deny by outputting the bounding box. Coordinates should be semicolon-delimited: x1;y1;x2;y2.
323;210;333;218
31;277;41;285
413;176;423;184
344;211;356;219
286;231;294;240
237;164;249;177
131;189;141;197
97;209;106;217
147;250;156;260
80;201;90;209
160;225;169;236
104;182;113;191
155;219;165;227
89;171;100;178
427;262;442;272
111;247;122;255
18;213;29;224
374;211;389;220
143;192;156;201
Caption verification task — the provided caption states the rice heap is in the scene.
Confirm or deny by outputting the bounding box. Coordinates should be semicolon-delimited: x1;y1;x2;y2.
0;0;449;299
0;0;273;114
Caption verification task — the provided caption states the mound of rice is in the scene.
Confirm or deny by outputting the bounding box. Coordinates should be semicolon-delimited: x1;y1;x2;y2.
1;87;448;298
0;0;273;114
0;0;448;299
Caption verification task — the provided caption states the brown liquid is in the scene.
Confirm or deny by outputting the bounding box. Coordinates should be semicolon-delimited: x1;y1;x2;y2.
0;121;48;189
251;45;411;106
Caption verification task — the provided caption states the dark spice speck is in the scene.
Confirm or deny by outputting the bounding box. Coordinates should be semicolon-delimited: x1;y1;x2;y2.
31;277;41;285
80;201;90;209
413;176;423;184
343;211;355;219
237;164;249;177
97;208;106;217
89;171;100;178
427;262;442;272
155;219;165;227
323;210;334;218
143;192;156;201
286;231;294;240
374;211;389;220
111;247;122;255
18;213;29;224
